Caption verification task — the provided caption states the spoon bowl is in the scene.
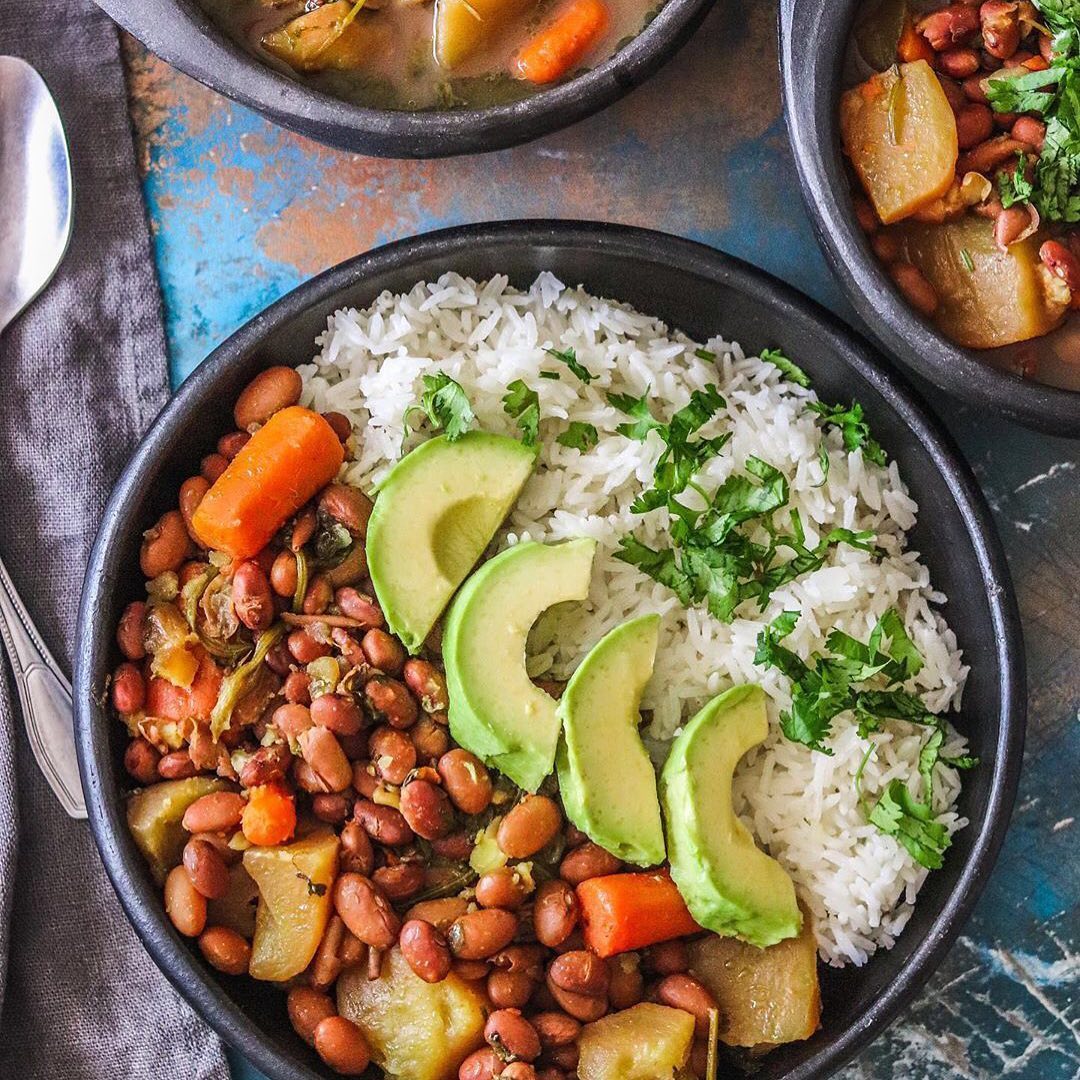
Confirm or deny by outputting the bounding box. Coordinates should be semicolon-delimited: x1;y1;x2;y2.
0;55;73;333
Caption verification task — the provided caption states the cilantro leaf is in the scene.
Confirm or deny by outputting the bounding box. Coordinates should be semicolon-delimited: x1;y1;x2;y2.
556;421;599;451
546;346;594;384
608;389;665;442
815;442;831;488
502;380;540;447
806;400;887;466
411;373;475;441
868;780;951;869
760;347;811;388
694;347;717;361
539;370;561;380
614;536;695;607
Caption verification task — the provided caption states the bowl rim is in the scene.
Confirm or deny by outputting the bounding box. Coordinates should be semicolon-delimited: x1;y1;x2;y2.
74;220;1026;1080
93;0;716;158
777;0;1080;438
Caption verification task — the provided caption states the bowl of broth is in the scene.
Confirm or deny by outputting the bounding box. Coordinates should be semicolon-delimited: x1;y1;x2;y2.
780;0;1080;437
94;0;714;157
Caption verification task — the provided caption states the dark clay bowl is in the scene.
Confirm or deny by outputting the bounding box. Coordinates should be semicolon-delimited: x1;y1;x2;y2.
93;0;713;158
75;221;1025;1079
779;0;1080;438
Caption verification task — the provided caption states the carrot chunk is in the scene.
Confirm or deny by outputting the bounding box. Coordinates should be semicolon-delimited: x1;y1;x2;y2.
145;648;223;722
513;0;610;85
577;871;700;958
191;406;344;559
242;782;297;847
898;15;935;65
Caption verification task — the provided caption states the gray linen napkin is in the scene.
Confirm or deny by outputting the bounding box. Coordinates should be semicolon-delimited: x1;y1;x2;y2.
0;6;229;1077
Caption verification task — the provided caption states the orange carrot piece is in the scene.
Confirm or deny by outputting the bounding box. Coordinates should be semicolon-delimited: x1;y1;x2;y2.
897;15;935;65
242;782;297;846
192;406;344;559
145;648;223;722
576;871;700;958
513;0;610;85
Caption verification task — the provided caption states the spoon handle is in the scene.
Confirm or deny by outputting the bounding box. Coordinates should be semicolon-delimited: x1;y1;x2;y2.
0;555;86;818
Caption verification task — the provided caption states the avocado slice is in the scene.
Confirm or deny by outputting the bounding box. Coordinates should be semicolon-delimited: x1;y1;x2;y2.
367;432;536;653
556;614;665;866
444;538;596;791
660;685;801;948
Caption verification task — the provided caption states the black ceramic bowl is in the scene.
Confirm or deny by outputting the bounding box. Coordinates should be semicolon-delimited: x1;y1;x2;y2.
779;0;1080;438
76;221;1024;1080
94;0;713;157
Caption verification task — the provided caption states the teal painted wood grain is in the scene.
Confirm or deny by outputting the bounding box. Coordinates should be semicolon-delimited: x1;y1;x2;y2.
127;3;1080;1076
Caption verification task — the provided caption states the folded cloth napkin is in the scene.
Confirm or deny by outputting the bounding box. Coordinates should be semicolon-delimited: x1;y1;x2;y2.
0;7;229;1078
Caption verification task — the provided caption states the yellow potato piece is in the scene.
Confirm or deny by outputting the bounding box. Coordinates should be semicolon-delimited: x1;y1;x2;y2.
262;2;383;72
244;829;339;982
840;61;958;225
688;907;821;1049
337;947;487;1080
894;216;1070;348
435;0;535;69
578;1003;695;1080
127;776;227;884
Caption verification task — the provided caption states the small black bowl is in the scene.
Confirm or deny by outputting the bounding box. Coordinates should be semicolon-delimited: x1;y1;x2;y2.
75;221;1025;1079
779;0;1080;438
93;0;713;158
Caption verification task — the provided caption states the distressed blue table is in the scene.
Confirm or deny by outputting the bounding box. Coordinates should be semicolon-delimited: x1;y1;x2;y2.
121;5;1079;1076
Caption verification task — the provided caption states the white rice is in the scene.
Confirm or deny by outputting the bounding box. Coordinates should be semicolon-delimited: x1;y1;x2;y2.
298;271;971;968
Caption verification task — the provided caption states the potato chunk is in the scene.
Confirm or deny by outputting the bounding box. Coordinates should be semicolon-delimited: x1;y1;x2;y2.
578;1003;695;1080
688;909;821;1049
894;216;1070;348
840;60;958;224
206;863;260;939
435;0;535;69
127;776;227;884
262;2;385;72
244;828;339;982
337;947;487;1080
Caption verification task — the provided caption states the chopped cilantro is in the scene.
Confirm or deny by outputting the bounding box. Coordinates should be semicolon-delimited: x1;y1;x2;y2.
556;421;599;451
806;400;887;466
694;347;717;361
408;373;475;441
607;389;666;442
502;380;540;447
868;780;951;869
815;442;831;488
539;370;561;380
760;347;811;388
546;346;594;383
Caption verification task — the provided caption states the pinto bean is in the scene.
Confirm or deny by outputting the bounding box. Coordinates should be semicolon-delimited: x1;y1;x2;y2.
889;262;940;317
533;880;579;948
177;476;210;547
1040;239;1080;290
365;676;418;729
531;1011;581;1050
313;1015;371;1076
1012;115;1047;151
354;798;415;847
270;550;298;597
995;205;1034;248
459;1047;504;1080
289;504;317;552
361;629;406;676
200;453;228;484
298;726;353;793
335;588;385;629
871;230;902;264
324;543;368;589
124;737;160;785
369;726;416;785
264;639;293;676
607;953;644;1009
116;600;148;661
239;743;291;788
655;974;719;1037
318;484;373;539
411;716;450;763
400;919;453;983
545;980;607;1023
283;670;312;706
431;831;474;861
234;366;302;431
476;867;531;910
333;873;400;949
501;1064;538;1080
957;134;1026;175
487;968;535;1009
437;749;493;815
182;837;230;900
938;46;980;78
230;560;274;631
559;843;623;886
498;796;561;859
485;1009;541;1061
548;951;610;998
447;909;519;960
182;791;246;834
321;411;352;443
158;749;199;780
288;986;337;1047
165;865;207;936
373;862;427;902
644;939;690;976
339;820;375;876
303;573;334;616
288;629;333;664
400;779;454;840
403;659;449;712
312;792;354;825
917;4;980;50
955;102;994;149
198;925;251;975
111;662;145;715
981;0;1022;59
310;693;364;736
405;897;469;932
311;915;350;989
141;510;192;579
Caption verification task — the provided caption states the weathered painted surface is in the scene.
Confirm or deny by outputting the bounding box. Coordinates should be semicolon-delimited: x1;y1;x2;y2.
121;4;1078;1077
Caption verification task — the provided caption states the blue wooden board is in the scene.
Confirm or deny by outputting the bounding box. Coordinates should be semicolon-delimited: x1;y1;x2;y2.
122;6;1080;1075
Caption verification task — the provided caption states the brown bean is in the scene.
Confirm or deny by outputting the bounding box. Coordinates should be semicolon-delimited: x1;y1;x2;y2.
544;1047;578;1073
352;763;380;799
1040;239;1080;290
655;973;719;1037
141;510;192;579
917;4;979;50
447;909;519;960
354;799;415;847
373;862;426;902
321;411;352;443
289;504;317;551
559;843;623;886
361;628;406;676
116;600;148;660
111;662;145;715
405;897;469;933
178;476;211;546
981;0;1022;59
476;867;531;910
264;639;293;676
548;951;610;998
333;873;400;949
889;262;940;318
198;925;251;975
365;675;418;729
213;431;248;461
287;986;337;1047
283;670;311;706
870;230;902;264
270;550;299;597
955;102;994;149
165;865;207;936
311;915;350;989
310;693;364;736
182;791;246;834
298;726;353;793
200;453;228;483
485;1009;541;1061
938;46;980;78
433;749;490;816
644;939;690;976
607;953;644;1010
339;820;376;876
545;979;607;1022
491;944;548;977
957;134;1026;175
1012;115;1047;151
498;796;561;859
487;968;535;1009
501;1064;538;1080
459;1047;503;1080
287;628;332;664
158;750;199;780
368;726;416;785
400;919;453;983
312;792;353;825
852;194;877;234
123;737;160;785
400;779;454;840
532;1011;581;1050
533;880;579;948
239;743;291;788
303;573;334;616
293;758;331;794
182;837;230;900
313;1015;371;1076
323;543;368;589
403;658;449;712
431;831;475;861
995;205;1033;248
411;716;451;763
319;483;373;539
234;366;302;431
335;588;385;629
551;929;586;956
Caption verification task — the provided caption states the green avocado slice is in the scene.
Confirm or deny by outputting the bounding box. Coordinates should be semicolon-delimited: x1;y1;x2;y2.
660;685;801;948
556;614;666;867
444;538;596;792
367;432;536;654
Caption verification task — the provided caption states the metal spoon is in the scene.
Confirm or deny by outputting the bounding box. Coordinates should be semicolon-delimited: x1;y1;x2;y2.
0;56;84;818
